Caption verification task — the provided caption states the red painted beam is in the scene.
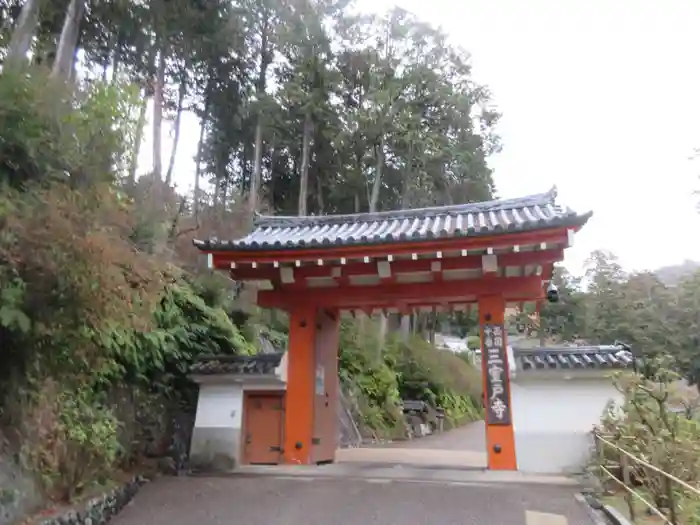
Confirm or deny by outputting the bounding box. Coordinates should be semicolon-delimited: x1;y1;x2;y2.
316;293;546;313
226;248;564;280
331;294;546;313
257;275;544;310
209;228;571;266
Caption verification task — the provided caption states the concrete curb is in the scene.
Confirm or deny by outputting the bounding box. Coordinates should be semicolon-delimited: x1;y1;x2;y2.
600;504;633;525
573;493;609;525
202;464;581;487
573;492;635;525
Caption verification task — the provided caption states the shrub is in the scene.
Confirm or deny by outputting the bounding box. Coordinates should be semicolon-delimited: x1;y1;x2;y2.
596;357;700;522
0;68;256;503
467;335;481;349
20;381;121;502
337;317;483;437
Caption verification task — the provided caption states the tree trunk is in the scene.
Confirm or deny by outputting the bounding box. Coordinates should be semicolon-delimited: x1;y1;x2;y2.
165;76;187;186
250;121;264;210
399;315;411;342
428;313;437;346
401;141;415;209
316;169;324;214
193;94;210;223
298;111;313;216
372;137;388;353
241;139;251;195
268;144;279;211
221;180;229;211
370;137;384;213
51;0;86;80
110;44;121;84
152;46;167;180
250;16;271;213
6;0;43;67
127;94;148;189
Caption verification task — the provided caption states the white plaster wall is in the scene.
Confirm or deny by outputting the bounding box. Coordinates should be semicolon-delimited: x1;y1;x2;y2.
194;384;244;429
511;378;623;474
275;352;288;383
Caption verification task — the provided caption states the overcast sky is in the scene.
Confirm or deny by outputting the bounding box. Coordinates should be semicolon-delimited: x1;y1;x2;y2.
149;0;700;275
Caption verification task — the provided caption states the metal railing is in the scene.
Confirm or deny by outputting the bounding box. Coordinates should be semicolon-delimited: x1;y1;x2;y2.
593;431;700;524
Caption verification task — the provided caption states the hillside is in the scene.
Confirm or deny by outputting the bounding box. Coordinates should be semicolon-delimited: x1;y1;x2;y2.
655;260;700;286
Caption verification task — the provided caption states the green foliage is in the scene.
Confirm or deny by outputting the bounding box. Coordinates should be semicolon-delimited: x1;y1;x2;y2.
0;67;257;502
0;68;139;189
337;318;483;437
596;358;700;523
391;335;482;428
512;252;700;391
98;281;255;391
21;382;122;502
338;321;403;434
466;335;481;349
0;278;30;334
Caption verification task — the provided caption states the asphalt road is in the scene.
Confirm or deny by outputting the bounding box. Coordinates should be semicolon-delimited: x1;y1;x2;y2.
112;475;594;525
389;419;486;451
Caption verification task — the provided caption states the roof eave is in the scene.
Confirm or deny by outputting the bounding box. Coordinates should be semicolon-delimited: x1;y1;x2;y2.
251;188;559;229
192;212;592;253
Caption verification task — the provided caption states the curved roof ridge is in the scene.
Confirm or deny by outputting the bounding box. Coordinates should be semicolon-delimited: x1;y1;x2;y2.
193;186;592;252
253;187;559;228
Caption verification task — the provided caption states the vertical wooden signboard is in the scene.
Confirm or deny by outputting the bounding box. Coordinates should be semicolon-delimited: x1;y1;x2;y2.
482;324;512;426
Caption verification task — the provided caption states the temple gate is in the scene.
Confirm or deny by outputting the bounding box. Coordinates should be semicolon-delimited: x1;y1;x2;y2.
194;188;591;470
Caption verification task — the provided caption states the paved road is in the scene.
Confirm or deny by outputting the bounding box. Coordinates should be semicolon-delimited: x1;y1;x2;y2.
338;420;487;468
390;420;486;451
113;475;594;525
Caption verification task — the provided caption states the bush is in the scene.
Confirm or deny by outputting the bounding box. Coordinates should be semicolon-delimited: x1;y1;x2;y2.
20;381;121;502
467;335;481;349
0;68;256;503
596;357;700;522
337;317;483;438
390;335;482;427
338;320;404;436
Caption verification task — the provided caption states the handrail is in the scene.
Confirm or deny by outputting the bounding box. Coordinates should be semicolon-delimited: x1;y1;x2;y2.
598;463;671;524
594;432;700;497
592;430;700;525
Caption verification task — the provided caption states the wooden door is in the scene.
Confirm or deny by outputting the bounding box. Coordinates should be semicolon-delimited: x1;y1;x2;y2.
243;393;284;465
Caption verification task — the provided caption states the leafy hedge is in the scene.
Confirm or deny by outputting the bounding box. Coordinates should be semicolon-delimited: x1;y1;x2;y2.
338;319;483;438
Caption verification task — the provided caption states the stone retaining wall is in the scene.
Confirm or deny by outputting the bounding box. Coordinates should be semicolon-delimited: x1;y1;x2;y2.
37;476;146;525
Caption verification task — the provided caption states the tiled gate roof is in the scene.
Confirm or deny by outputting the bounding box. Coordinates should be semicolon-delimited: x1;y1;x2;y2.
193;188;592;252
190;353;284;376
513;346;635;371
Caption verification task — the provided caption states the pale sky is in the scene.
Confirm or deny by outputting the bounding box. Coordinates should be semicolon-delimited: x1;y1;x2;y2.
146;0;700;276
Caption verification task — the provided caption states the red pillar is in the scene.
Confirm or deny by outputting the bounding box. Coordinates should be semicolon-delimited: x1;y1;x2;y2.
284;306;317;464
478;295;517;470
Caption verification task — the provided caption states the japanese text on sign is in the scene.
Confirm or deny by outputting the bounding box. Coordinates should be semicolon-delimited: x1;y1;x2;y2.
482;324;512;425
